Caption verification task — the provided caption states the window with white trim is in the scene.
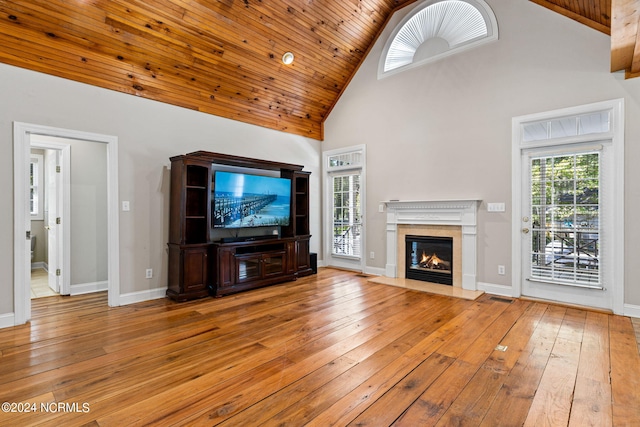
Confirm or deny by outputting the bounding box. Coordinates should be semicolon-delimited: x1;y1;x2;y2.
379;0;498;78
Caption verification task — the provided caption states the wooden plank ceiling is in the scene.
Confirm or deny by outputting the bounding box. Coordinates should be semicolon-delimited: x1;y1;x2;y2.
0;1;635;140
0;0;414;140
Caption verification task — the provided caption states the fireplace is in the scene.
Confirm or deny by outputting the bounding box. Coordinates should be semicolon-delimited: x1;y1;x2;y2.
405;235;453;285
384;200;480;290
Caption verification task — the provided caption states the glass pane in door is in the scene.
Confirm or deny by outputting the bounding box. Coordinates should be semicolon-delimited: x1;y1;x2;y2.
331;174;362;258
529;152;600;287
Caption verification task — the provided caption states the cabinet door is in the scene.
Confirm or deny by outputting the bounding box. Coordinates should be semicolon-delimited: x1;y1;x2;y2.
296;239;310;271
263;252;286;278
182;247;208;291
217;247;234;288
235;255;262;283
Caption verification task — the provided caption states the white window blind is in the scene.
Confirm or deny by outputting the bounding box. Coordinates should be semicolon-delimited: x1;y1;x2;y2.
529;151;601;288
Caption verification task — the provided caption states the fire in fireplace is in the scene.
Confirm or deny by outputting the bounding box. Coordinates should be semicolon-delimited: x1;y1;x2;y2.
405;235;453;285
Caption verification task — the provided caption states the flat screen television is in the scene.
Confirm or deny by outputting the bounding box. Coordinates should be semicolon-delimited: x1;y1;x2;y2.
212;170;291;229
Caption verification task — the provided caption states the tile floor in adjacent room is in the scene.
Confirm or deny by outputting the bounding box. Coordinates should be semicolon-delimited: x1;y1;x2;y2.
30;268;59;298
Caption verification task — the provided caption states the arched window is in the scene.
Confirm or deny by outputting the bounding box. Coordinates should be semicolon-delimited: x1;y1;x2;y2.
379;0;498;78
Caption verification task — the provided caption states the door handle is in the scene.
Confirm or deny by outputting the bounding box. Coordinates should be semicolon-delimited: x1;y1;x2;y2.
522;228;530;234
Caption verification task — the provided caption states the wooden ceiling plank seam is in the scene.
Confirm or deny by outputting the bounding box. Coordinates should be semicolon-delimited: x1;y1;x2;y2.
529;0;611;34
610;0;638;72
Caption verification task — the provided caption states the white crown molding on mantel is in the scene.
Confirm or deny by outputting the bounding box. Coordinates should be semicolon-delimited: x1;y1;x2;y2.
383;199;481;291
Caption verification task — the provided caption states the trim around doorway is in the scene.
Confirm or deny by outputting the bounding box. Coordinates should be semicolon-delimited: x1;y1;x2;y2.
13;122;120;325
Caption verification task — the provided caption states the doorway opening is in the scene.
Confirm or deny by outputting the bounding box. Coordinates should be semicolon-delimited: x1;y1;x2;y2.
29;144;68;299
13;122;120;325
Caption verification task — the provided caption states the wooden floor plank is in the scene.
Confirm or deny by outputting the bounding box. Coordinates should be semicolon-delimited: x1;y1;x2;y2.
479;305;567;427
609;314;640;424
0;268;638;427
568;311;612;427
522;309;585;426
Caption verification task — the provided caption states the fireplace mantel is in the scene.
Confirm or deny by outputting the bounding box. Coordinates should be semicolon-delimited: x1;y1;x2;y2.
384;200;481;290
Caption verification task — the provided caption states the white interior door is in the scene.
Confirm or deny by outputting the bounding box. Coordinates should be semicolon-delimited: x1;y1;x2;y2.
45;149;61;293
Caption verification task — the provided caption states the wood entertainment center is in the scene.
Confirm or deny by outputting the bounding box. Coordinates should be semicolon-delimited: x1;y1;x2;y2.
167;151;312;301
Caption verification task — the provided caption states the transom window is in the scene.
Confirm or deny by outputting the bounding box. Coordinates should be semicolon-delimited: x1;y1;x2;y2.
380;0;498;78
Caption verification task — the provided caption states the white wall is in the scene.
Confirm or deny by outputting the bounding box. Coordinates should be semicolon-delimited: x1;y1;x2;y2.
323;0;640;306
0;62;321;319
69;138;108;286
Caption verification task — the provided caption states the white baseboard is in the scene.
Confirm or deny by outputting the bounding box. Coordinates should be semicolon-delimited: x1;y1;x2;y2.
30;261;46;270
364;266;385;276
119;287;167;306
70;280;108;296
624;304;640;318
477;281;514;297
0;312;15;329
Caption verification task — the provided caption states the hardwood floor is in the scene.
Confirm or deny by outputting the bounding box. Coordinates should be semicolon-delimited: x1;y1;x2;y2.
1;268;639;426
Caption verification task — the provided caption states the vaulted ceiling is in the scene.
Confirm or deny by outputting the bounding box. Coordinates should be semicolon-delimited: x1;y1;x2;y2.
0;1;634;141
0;0;415;140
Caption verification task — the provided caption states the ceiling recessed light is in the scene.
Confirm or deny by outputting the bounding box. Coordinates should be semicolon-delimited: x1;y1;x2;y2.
282;52;294;65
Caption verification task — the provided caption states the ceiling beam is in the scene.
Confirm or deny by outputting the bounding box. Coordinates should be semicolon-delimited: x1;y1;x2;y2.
611;0;640;76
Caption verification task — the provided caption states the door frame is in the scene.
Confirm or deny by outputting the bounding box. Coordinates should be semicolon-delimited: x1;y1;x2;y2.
322;145;367;273
511;99;624;314
33;141;71;295
14;122;121;325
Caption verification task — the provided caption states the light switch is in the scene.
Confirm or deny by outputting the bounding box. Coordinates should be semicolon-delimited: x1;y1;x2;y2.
487;202;505;212
122;201;130;211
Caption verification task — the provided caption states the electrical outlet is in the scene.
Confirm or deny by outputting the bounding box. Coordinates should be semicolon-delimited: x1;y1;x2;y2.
122;201;130;211
498;265;505;275
370;251;375;259
145;268;153;279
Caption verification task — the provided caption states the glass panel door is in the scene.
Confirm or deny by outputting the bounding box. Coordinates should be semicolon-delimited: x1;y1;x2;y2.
529;152;601;287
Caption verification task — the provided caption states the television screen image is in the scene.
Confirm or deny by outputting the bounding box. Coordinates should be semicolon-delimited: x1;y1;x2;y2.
212;171;291;228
